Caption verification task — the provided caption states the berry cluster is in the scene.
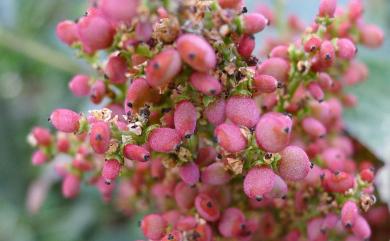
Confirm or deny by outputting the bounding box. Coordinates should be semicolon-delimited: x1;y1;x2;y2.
29;0;388;240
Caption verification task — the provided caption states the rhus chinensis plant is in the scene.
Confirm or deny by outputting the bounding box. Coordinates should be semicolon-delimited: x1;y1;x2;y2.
29;0;388;240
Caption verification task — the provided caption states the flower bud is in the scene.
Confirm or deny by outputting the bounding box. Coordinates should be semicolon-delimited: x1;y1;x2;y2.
50;109;80;133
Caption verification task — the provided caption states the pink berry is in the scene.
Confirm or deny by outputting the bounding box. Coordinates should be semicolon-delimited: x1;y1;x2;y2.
179;162;200;186
189;72;222;96
255;112;292;153
265;174;288;199
148;128;181;153
237;35;256;59
214;123;247;153
317;72;333;90
226;96;260;128
105;55;128;84
323;170;355;193
360;24;384;48
307;218;327;241
320;40;336;68
304;36;322;52
318;0;337;17
321;147;346;172
50;108;80;133
269;45;289;59
125;78;159;114
99;0;139;24
307;82;325;102
302;117;327;138
176;34;216;72
348;0;363;21
255;57;290;82
243;167;275;201
102;159;121;184
218;0;242;9
195;146;217;167
31;150;47;165
32;127;52;146
90;121;111;154
140;214;167;240
201;162;231;185
56;20;79;45
62;174;80;199
204;99;226;126
90;80;106;104
279;145;311;181
218;207;246;238
174;181;198;211
243;13;268;35
123;144;151;162
145;48;182;89
195;193;220;222
341;200;359;228
304;164;323;186
68;74;90;97
254;74;279;93
352;216;371;240
174;100;197;138
337;38;357;60
77;8;115;53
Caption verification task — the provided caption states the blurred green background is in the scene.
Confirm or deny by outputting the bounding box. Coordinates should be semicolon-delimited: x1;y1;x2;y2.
0;0;388;241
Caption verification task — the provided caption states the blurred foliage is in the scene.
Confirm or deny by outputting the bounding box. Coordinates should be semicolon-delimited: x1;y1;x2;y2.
0;0;389;241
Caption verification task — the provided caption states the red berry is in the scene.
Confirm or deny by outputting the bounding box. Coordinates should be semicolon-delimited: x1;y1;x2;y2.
148;128;181;153
32;127;52;146
279;146;311;181
226;96;260;128
69;74;90;97
99;0;139;25
140;214;167;240
195;193;220;222
237;35;256;59
31;150;47;166
123;144;151;162
90;121;111;154
255;57;290;82
176;34;216;72
204;99;226;126
174;100;197;138
243;167;275;201
318;0;337;17
62;174;80;199
243;13;268;34
105;55;128;84
360;168;374;182
174;181;197;211
189;72;222;96
304;36;322;53
56;20;79;45
341;200;359;228
90;80;106;104
214;123;247;153
302;117;327;138
178;162;200;186
102;159;121;184
254;74;278;93
50;109;80;133
201;162;231;185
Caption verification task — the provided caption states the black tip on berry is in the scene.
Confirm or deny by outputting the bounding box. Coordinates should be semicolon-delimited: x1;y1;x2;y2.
345;223;352;229
153;62;160;69
188;53;196;60
206;201;213;208
185;134;192;139
310;162;314;168
283;127;290;133
277;81;284;88
241;6;248;13
144;155;150;161
95;134;103;141
255;195;263;202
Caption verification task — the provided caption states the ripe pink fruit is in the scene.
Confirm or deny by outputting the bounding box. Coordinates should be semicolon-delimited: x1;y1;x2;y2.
77;8;115;53
145;48;182;89
32;127;52;146
195;146;217;167
317;72;333;90
302;117;327;138
123;144;151;162
99;0;139;24
269;45;289;59
105;55;128;84
255;57;290;82
337;38;357;60
279;145;311;181
56;20;79;45
321;147;346;172
174;181;197;211
31;150;47;165
201;162;231;185
226;96;260;128
68;74;90;97
140;214;167;240
214;123;247;153
237;35;256;59
204;99;226;126
148;128;181;153
304;165;323;186
218;0;242;9
304;36;322;52
348;0;363;21
254;74;278;93
307;218;327;241
57;137;70;153
62;174;80;198
178;162;200;186
189;72;222;96
218;208;245;238
265;174;288;199
352;216;371;240
320;40;336;68
318;0;337;17
125;77;158;114
195;193;220;222
90;80;106;104
359;24;384;48
89;121;111;154
341;200;359;228
243;167;275;201
176;34;216;72
320;213;338;232
307;82;324;102
174;100;197;138
102;159;121;184
243;13;268;34
255;112;292;153
323;170;355;193
50;109;80;133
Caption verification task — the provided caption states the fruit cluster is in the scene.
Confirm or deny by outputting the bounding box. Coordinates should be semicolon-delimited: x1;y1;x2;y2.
29;0;388;240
